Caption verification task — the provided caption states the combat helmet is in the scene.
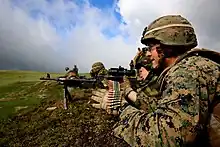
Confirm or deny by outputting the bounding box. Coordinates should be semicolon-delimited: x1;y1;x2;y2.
141;15;198;49
65;67;69;71
90;62;105;74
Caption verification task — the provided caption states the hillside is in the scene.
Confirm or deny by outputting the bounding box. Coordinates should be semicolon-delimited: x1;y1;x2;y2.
0;70;129;147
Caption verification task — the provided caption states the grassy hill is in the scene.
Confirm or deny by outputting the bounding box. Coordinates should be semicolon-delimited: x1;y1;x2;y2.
0;70;64;119
0;70;129;146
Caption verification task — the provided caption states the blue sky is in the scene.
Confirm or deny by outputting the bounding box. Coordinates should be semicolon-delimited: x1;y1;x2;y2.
2;0;218;72
11;0;124;39
0;0;136;72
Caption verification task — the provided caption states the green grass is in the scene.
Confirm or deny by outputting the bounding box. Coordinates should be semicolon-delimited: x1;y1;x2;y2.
0;70;64;86
0;70;89;120
0;70;130;147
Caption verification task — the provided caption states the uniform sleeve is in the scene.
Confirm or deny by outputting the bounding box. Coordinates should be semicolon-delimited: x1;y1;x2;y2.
113;59;212;146
133;76;160;112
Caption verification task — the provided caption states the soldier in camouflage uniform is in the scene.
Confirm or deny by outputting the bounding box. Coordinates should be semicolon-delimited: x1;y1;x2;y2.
100;15;220;146
122;48;161;112
90;50;161;115
90;62;108;88
89;62;109;109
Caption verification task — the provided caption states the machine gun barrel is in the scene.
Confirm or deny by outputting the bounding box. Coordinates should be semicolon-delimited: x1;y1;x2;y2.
40;77;97;88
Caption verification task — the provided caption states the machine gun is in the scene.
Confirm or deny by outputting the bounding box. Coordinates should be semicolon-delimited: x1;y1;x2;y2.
40;66;137;109
40;76;100;109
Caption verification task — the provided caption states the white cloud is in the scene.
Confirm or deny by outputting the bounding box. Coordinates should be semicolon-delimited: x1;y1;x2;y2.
0;0;220;72
0;0;137;72
117;0;220;51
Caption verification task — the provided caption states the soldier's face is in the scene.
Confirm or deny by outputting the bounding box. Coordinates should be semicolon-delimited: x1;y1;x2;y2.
138;67;149;80
147;44;161;68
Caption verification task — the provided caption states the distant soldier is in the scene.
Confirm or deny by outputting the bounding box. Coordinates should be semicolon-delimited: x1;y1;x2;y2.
46;73;50;79
66;66;79;79
129;60;134;70
72;65;79;76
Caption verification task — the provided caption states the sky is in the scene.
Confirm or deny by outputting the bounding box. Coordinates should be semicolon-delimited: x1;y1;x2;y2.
0;0;220;72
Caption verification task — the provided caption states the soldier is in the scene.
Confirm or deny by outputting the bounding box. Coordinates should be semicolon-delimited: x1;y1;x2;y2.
61;66;79;79
89;62;108;88
46;73;50;78
129;60;134;70
96;15;220;146
72;65;79;76
90;62;107;77
89;62;109;109
116;47;159;110
90;49;161;114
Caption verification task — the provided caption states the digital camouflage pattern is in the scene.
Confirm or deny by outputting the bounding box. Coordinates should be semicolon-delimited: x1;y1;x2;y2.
123;48;160;112
132;73;159;112
112;15;220;146
90;62;105;76
113;51;220;147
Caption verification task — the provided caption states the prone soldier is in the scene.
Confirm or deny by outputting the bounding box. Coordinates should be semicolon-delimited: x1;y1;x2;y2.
95;15;220;147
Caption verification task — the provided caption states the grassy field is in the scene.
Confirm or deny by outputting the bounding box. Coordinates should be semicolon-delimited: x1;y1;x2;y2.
0;70;64;119
0;70;91;119
0;70;129;146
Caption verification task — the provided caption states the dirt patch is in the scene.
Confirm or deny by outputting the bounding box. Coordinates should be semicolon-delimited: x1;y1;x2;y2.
0;89;129;147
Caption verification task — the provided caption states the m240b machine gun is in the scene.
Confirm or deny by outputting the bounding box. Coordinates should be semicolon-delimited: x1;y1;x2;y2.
40;76;99;109
40;66;137;110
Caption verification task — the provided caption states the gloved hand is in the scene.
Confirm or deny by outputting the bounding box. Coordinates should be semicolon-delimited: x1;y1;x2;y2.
91;78;114;110
90;88;120;115
91;81;128;115
91;89;109;110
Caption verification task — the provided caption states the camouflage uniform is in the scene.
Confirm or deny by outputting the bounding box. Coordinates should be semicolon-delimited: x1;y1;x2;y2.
90;62;108;88
113;15;220;147
128;52;160;112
